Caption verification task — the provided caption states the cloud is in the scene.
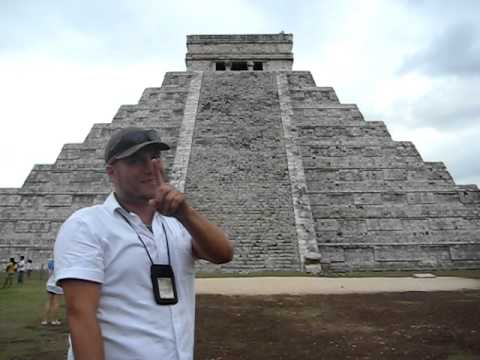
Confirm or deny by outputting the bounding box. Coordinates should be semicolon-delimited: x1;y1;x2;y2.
0;0;269;63
398;22;480;77
383;76;480;130
1;0;480;188
423;125;480;185
0;56;171;187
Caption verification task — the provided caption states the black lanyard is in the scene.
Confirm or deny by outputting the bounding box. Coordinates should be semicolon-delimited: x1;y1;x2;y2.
117;211;172;266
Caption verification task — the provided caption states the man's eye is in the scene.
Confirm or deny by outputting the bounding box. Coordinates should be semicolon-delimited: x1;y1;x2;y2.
126;156;142;165
151;153;160;159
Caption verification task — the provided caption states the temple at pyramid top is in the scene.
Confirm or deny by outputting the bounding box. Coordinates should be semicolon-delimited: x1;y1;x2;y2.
185;33;294;71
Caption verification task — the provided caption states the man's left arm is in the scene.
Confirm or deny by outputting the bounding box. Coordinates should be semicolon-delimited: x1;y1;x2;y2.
149;159;233;264
177;204;234;264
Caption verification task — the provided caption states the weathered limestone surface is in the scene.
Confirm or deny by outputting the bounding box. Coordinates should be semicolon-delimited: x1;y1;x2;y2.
185;72;299;272
186;33;293;71
285;71;480;270
1;33;480;272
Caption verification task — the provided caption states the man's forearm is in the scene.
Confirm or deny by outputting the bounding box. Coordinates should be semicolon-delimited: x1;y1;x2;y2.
177;205;234;264
68;312;104;360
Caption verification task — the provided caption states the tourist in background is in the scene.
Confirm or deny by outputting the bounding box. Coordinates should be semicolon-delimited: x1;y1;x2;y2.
41;259;63;325
2;257;16;288
26;259;33;278
17;255;25;285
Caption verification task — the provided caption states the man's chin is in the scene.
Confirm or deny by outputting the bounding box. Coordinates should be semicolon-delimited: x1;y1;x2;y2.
139;191;156;203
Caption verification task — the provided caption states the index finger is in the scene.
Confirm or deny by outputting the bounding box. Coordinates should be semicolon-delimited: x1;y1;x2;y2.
152;158;167;185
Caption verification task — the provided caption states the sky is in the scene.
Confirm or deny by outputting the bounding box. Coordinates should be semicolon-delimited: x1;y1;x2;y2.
1;0;479;188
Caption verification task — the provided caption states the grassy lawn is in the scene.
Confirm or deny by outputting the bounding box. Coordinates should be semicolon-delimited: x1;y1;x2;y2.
0;272;68;360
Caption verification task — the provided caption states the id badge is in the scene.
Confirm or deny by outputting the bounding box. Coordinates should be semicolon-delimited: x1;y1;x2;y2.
150;264;178;305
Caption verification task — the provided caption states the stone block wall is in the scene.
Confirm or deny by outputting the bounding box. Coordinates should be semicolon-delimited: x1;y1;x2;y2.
186;33;294;71
285;71;480;271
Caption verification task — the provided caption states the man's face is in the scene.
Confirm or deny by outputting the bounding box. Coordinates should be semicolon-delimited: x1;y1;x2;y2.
107;146;162;204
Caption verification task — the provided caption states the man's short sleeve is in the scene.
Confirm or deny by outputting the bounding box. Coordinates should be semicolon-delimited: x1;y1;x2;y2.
54;213;105;286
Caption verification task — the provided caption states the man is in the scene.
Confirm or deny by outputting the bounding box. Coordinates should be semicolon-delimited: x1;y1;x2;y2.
17;255;25;285
2;257;16;288
26;259;33;278
54;127;234;360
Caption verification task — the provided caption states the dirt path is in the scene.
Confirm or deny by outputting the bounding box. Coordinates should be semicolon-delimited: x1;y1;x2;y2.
196;276;480;295
195;291;480;359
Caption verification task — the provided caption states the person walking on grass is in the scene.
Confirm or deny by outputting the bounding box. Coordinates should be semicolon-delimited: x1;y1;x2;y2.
54;127;234;360
17;255;25;285
26;259;33;278
2;257;16;288
41;259;63;325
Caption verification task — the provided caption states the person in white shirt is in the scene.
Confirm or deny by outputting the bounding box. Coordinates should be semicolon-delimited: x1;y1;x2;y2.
41;259;63;325
54;127;234;360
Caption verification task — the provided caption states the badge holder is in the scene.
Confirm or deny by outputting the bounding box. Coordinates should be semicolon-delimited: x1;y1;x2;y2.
118;211;178;306
151;264;178;305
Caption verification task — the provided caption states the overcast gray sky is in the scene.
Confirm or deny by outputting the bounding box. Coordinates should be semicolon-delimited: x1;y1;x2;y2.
1;0;479;187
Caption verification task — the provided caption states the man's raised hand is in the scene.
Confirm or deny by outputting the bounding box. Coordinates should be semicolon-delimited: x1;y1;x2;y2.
148;158;187;217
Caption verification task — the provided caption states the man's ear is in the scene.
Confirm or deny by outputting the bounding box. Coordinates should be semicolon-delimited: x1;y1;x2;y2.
106;164;119;189
106;164;115;178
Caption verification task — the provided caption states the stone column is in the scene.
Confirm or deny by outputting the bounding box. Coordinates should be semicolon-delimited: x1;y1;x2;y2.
276;72;322;273
170;71;203;192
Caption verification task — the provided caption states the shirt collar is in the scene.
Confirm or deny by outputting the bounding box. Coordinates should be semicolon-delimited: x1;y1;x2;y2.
103;192;160;222
104;192;125;216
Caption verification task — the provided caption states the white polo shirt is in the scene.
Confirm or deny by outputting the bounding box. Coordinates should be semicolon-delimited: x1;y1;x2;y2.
54;193;196;360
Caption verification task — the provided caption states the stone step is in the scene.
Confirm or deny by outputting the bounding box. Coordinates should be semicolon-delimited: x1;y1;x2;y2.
306;180;456;192
318;243;480;271
111;104;185;124
0;193;107;209
300;141;420;158
309;190;466;205
138;86;190;106
160;72;196;88
293;105;365;123
84;122;182;144
422;162;454;182
0;206;80;221
304;167;454;184
293;103;360;110
314;216;479;233
114;104;180;118
289;87;339;104
286;71;317;88
456;184;480;205
311;203;472;219
0;190;21;206
296;121;392;141
21;164;176;192
302;156;423;169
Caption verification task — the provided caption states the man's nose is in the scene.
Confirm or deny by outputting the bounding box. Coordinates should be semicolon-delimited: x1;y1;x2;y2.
143;157;155;173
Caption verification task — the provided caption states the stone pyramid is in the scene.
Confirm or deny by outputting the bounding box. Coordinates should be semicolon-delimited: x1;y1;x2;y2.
2;33;480;273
